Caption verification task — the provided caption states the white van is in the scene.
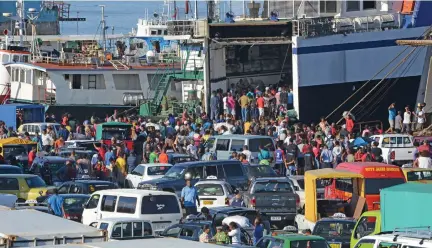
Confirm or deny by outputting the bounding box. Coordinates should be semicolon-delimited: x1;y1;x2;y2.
81;189;182;232
18;122;61;137
355;231;432;248
90;218;154;240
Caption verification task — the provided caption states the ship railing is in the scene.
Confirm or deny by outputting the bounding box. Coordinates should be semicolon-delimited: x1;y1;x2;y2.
296;13;401;38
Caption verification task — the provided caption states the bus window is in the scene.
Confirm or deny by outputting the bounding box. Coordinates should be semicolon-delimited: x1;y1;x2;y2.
364;178;405;194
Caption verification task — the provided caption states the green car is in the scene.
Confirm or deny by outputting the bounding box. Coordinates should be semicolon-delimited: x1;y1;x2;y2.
256;233;330;248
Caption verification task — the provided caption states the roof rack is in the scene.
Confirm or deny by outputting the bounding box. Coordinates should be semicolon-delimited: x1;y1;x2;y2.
392;227;432;242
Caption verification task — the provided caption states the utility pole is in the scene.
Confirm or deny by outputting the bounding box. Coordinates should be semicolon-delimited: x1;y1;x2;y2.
194;0;198;19
99;5;106;51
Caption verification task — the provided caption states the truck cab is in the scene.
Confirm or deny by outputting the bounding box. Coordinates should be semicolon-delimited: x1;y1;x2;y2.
294;169;364;232
370;134;416;165
90;218;154;240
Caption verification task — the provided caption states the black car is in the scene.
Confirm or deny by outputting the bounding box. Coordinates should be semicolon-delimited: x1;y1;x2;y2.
47;194;90;222
138;160;249;194
243;164;278;181
0;165;23;174
312;217;357;248
161;221;252;245
37;179;118;203
167;153;197;165
195;206;271;235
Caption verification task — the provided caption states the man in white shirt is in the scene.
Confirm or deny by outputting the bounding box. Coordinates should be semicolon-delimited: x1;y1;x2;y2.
41;129;53;152
416;106;426;131
242;145;252;162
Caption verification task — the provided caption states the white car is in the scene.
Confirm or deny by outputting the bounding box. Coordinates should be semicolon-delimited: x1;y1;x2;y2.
195;179;234;212
289;175;325;209
126;163;172;188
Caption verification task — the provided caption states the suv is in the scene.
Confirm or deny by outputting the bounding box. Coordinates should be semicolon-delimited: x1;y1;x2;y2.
243;177;299;229
137;160;248;195
256;233;329;248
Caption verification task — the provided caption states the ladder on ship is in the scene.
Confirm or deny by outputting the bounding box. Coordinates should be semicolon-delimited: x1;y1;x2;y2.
325;27;432;124
109;60;129;70
0;83;11;105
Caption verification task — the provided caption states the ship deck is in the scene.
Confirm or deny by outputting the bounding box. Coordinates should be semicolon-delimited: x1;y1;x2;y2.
13;62;181;71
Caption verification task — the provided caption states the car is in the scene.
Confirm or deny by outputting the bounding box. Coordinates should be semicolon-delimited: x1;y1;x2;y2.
0;165;23;174
43;194;89;222
138;160;249;195
194;206;271;237
37;179;118;203
30;156;76;185
370;134;416;165
64;140;99;151
195;178;234;212
0;174;52;203
126;163;173;188
167;153;197;165
289;175;325;209
256;233;329;248
243;164;278;182
18;122;61;138
161;220;252;245
312;216;357;248
243;177;299;229
90;218;155;240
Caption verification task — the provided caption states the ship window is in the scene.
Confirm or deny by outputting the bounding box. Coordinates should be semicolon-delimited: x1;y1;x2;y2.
164;30;168;35
12;55;19;62
72;74;82;89
22;55;29;63
151;30;157;35
346;1;360;11
320;0;337;13
157;30;162;35
1;54;10;63
363;1;376;10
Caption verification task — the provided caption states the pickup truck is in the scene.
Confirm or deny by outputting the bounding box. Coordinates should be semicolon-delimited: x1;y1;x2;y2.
370;134;416;165
243;177;299;229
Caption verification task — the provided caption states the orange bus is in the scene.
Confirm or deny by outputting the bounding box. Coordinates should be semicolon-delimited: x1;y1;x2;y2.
326;162;406;210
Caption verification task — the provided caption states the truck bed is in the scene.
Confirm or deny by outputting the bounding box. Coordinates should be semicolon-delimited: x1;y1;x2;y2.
0;209;107;247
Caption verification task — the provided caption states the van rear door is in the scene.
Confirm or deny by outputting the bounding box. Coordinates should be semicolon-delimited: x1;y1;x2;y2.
215;138;231;160
141;194;182;232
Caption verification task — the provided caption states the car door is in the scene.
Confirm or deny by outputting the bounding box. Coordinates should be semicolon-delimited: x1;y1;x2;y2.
0;177;20;199
215;138;231;160
99;195;118;219
256;236;273;248
82;194;101;225
222;162;248;190
179;226;198;241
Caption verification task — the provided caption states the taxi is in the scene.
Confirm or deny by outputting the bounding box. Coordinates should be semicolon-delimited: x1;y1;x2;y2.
194;177;234;212
0;174;52;203
312;214;356;248
401;166;432;183
256;233;330;248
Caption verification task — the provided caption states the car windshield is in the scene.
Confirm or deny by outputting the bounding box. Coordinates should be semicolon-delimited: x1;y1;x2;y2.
290;240;330;248
253;181;293;193
25;176;46;188
313;221;356;242
246;166;277;178
63;196;89;211
102;127;131;140
196;184;224;196
164;166;186;179
364;178;405;194
407;171;432;181
147;165;171;176
3;146;28;157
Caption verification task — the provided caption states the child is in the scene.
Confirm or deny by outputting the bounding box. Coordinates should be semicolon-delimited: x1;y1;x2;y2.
199;225;211;243
214;226;229;244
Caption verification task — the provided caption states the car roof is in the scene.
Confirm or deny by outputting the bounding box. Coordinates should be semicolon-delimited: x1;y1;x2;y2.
93;189;176;197
253;177;291;182
317;217;357;223
96;217;152;223
208;206;254;213
60;194;90;198
70;180;115;184
173;160;241;168
42;156;73;161
274;234;326;241
137;163;173;167
0;174;39;178
195;180;229;185
288;176;304;180
0;164;21;168
168;153;194;158
180;221;213;227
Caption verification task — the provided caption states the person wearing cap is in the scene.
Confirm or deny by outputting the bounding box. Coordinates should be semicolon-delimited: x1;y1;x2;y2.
214;226;230;244
181;177;200;216
230;189;246;207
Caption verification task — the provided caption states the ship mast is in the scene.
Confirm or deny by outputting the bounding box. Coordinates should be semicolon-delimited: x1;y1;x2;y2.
16;0;25;46
99;5;106;51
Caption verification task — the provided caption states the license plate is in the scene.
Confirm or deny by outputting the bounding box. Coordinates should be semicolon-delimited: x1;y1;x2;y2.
203;200;213;205
25;200;37;204
330;244;341;248
271;216;282;221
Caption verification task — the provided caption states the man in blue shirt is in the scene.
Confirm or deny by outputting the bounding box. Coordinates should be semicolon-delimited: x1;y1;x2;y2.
181;179;200;216
387;103;396;133
287;87;294;110
230;190;246;207
320;145;333;168
104;147;115;166
47;188;65;217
